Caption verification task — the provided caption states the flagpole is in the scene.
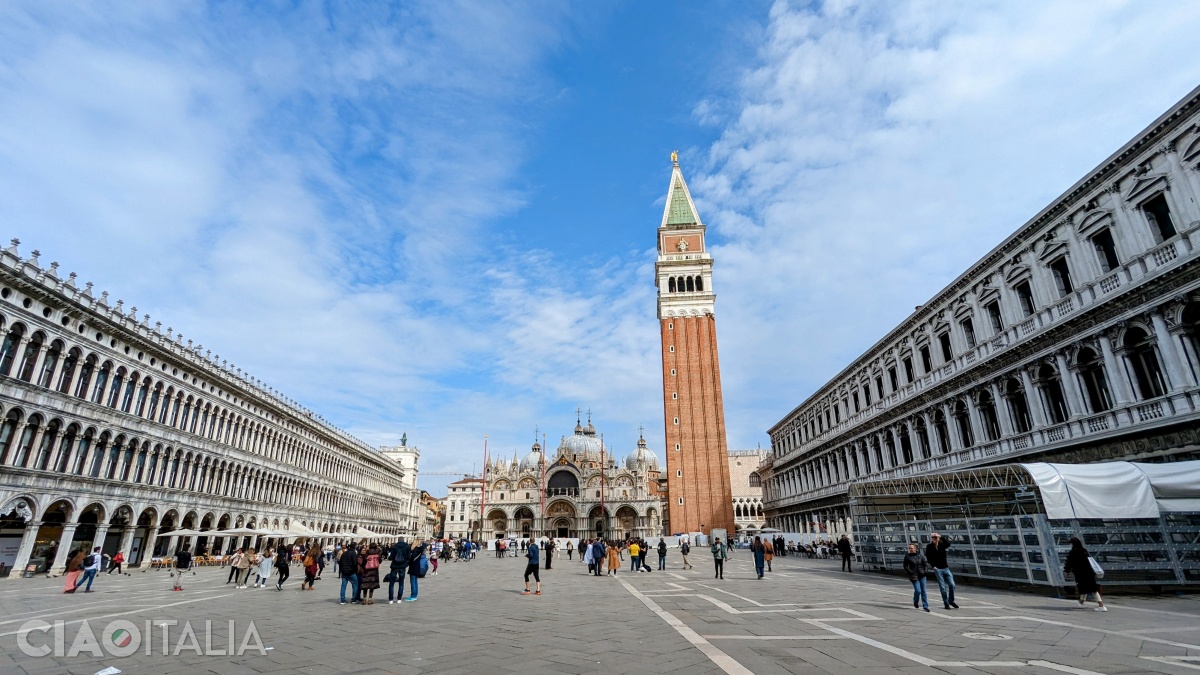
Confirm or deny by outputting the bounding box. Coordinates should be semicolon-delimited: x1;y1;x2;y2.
540;432;546;538
480;434;488;544
600;433;606;539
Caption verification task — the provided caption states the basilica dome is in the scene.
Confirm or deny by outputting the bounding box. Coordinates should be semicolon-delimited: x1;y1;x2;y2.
519;440;543;472
562;412;603;457
625;434;660;471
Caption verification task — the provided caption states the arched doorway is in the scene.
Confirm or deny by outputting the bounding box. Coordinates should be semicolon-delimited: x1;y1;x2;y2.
588;506;609;538
546;501;576;539
0;497;36;576
616;506;637;539
487;509;507;539
514;507;534;538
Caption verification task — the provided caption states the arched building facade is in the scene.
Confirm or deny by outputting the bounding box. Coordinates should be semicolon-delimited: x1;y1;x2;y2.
482;414;665;542
0;243;414;577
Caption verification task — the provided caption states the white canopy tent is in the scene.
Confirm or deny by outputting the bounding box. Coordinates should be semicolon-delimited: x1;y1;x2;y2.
1022;460;1200;520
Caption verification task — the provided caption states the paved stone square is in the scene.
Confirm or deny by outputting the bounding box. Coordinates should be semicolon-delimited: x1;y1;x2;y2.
1;550;1198;674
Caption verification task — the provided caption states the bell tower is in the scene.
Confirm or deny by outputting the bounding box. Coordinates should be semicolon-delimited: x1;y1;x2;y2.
656;152;735;537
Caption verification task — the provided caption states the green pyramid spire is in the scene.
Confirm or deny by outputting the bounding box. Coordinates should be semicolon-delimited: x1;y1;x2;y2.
661;158;702;227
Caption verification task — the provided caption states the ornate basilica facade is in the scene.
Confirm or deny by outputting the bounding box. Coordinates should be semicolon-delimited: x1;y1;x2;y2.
481;415;664;542
0;242;416;577
760;84;1200;535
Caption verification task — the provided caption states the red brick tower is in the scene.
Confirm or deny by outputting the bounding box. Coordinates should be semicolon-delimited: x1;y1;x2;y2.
656;153;734;537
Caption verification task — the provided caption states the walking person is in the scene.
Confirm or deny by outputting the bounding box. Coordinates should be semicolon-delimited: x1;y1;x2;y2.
338;543;359;604
903;543;930;612
566;540;573;560
583;537;596;574
62;549;84;593
680;540;693;570
387;537;410;604
838;534;854;573
404;537;428;602
751;536;766;579
1064;537;1107;611
592;539;606;577
657;539;668;571
545;538;555;570
638;540;650;572
106;551;125;575
171;547;193;591
301;545;320;590
358;542;382;605
274;543;291;591
255;549;274;588
225;548;242;584
763;538;774;572
522;538;541;595
78;547;102;593
235;548;252;588
628;540;640;573
925;533;958;609
711;537;727;579
606;539;620;576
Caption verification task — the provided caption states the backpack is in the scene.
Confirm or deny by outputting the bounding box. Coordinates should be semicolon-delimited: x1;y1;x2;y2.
364;554;380;570
417;554;429;578
83;554;96;567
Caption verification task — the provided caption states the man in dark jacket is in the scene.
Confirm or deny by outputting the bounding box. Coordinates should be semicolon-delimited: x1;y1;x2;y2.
837;535;854;572
387;538;411;604
338;543;359;604
925;533;958;609
657;539;668;570
903;543;930;612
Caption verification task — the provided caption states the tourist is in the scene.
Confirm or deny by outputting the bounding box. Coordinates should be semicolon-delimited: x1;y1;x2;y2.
235;548;253;588
838;535;854;573
226;549;242;584
903;543;930;612
106;550;125;575
680;539;693;570
62;549;84;593
338;542;359;604
430;548;439;576
583;537;595;574
255;549;274;588
77;546;102;593
657;538;668;570
751;536;766;579
1064;537;1107;612
638;539;650;572
711;537;727;580
605;539;619;576
629;540;640;573
172;547;192;591
925;533;957;609
358;542;382;605
387;537;410;604
274;542;291;591
301;545;321;590
404;537;428;602
592;539;606;577
763;538;774;572
545;537;555;570
522;538;542;595
566;540;574;560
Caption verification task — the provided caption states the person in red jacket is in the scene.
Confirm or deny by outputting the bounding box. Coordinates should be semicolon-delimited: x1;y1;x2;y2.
106;551;126;575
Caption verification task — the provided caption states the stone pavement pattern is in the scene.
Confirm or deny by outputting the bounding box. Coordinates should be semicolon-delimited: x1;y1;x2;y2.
0;550;1198;674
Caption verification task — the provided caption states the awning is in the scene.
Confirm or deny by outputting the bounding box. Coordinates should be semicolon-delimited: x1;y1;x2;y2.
1021;460;1200;520
353;526;385;540
287;522;321;537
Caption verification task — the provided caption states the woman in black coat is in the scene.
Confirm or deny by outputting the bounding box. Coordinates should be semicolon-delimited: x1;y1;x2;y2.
1064;537;1106;611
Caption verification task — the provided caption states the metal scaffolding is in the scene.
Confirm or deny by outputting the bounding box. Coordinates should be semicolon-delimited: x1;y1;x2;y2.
849;463;1200;591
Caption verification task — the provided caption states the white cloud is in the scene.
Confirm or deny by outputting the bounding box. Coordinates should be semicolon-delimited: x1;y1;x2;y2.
694;0;1200;446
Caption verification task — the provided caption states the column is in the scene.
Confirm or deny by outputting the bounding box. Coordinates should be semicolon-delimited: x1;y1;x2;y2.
989;382;1015;437
964;396;984;445
10;520;42;576
1020;368;1048;428
1054;353;1084;418
117;527;135;560
50;523;78;575
142;527;160;563
943;402;962;450
91;523;111;553
1099;334;1134;405
1152;312;1192;391
905;422;920;462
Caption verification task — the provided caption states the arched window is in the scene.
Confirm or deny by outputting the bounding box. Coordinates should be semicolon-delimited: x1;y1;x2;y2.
952;400;974;448
976;391;1001;441
120;373;137;412
1124;327;1166;400
74;354;97;399
54;424;79;473
32;419;60;470
1003;377;1032;433
146;384;162;421
668;278;676;293
119;441;135;481
134;378;151;416
686;276;695;292
73;430;94;476
91;361;112;404
11;414;40;467
1075;348;1111;413
696;276;703;292
748;472;761;487
1036;364;1069;424
134;446;148;483
0;324;25;376
57;348;80;394
107;367;125;408
914;417;931;458
17;332;44;382
89;433;110;477
104;437;123;479
38;340;62;388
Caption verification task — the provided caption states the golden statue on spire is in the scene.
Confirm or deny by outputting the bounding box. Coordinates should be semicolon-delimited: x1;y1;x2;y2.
670;150;679;164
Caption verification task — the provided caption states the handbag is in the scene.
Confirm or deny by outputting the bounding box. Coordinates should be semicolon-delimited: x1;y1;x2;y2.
1087;556;1104;579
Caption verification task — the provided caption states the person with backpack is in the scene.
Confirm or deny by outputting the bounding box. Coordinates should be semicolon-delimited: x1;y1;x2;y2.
338;543;359;604
386;537;411;604
710;537;728;580
403;537;428;602
358;542;383;605
173;547;193;591
657;538;668;571
77;547;102;593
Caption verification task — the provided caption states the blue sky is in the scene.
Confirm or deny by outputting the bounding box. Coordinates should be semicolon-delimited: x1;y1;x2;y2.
3;1;1200;497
